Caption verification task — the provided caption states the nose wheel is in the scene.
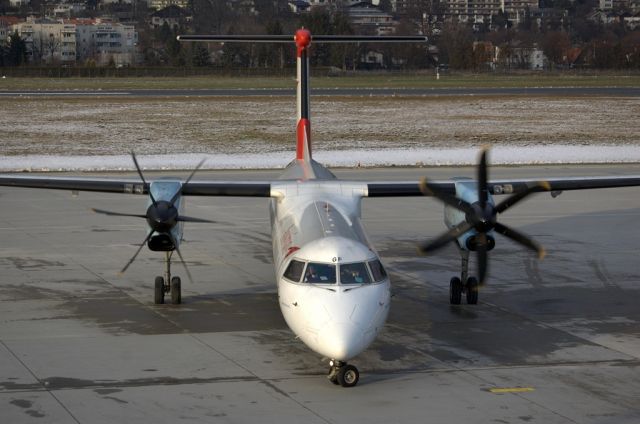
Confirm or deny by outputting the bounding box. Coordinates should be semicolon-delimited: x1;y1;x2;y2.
328;361;359;387
153;251;182;305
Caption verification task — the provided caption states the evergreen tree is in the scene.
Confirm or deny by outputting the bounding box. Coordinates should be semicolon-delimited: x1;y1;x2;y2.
6;31;27;67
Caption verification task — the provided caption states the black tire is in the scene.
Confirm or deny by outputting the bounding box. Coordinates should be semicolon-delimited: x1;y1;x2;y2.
449;276;462;305
336;364;359;388
154;276;165;305
171;276;181;305
466;277;478;305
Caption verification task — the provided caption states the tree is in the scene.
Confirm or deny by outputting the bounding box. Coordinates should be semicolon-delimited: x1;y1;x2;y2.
192;0;230;34
330;11;356;70
541;30;571;68
438;23;474;69
6;31;27;66
191;43;210;66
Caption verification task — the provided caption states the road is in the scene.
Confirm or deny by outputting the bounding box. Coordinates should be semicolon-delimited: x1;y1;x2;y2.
0;87;639;97
1;165;640;423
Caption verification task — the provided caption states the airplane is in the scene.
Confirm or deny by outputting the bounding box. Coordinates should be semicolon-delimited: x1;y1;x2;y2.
1;29;640;387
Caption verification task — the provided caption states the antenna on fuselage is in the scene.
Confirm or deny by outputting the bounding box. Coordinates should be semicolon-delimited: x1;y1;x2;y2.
177;31;428;162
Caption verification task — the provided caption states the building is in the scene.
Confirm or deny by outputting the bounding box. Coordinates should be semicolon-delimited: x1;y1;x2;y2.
147;0;189;11
76;19;138;66
53;3;87;17
439;0;537;26
150;5;192;29
12;18;138;66
13;18;77;64
0;17;21;45
502;0;538;24
348;2;396;34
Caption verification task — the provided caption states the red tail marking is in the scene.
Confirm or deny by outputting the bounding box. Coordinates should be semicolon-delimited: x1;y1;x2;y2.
296;118;311;160
294;28;311;57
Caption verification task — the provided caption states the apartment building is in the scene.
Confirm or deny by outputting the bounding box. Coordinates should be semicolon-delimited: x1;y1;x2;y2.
12;18;138;65
76;19;138;65
13;18;77;64
442;0;537;25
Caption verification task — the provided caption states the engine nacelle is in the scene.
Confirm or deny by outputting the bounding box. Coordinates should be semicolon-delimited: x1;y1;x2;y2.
443;179;496;252
148;232;176;251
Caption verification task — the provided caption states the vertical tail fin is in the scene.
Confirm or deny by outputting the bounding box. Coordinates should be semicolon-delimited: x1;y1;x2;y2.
295;29;312;162
176;32;427;163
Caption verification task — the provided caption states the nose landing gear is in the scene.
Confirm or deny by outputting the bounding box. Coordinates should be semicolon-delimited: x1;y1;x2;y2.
153;251;182;305
328;360;359;387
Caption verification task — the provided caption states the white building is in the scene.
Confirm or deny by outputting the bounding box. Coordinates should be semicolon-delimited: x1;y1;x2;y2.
348;2;396;35
13;18;77;64
76;20;138;66
147;0;189;10
12;18;138;66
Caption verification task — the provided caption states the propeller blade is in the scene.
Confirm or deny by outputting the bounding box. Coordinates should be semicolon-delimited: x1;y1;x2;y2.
119;231;154;275
168;234;195;285
176;215;217;223
494;181;551;214
494;222;546;259
91;208;146;219
131;151;157;206
420;178;474;215
476;232;488;285
418;221;473;253
478;148;489;208
169;158;207;206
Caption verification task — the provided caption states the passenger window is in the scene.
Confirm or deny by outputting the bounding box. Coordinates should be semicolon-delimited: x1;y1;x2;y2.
283;260;305;282
368;259;387;282
340;262;372;285
303;262;336;284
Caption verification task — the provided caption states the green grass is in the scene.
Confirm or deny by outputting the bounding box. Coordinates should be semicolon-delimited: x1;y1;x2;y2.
1;73;639;90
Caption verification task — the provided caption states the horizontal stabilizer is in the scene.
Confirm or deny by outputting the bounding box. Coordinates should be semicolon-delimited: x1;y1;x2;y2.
177;35;428;43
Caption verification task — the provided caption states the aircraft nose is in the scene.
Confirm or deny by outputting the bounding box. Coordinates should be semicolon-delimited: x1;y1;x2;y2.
318;322;365;361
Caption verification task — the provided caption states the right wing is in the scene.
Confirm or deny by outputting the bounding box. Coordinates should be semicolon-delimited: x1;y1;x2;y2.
0;175;273;197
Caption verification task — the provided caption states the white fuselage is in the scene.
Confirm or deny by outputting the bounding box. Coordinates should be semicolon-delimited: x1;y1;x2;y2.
268;162;391;361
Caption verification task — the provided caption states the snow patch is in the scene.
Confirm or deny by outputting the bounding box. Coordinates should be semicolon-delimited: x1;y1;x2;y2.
1;145;640;172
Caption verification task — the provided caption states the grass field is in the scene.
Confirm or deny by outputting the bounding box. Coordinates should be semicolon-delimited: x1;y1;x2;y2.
2;94;638;158
1;73;640;90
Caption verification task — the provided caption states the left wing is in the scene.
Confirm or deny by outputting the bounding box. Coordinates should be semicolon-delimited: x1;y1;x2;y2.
0;175;273;197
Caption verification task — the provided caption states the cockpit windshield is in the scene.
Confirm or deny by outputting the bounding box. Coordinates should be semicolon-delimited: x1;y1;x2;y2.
303;263;337;284
283;258;388;285
339;262;372;285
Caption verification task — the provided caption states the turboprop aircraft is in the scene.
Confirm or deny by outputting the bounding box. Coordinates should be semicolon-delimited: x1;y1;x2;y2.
1;29;640;388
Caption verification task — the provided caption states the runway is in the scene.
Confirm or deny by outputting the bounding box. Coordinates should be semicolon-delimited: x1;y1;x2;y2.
1;165;640;423
0;87;639;97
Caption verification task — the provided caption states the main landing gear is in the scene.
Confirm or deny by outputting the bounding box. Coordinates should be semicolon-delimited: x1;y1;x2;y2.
328;360;359;388
154;251;182;305
449;249;479;305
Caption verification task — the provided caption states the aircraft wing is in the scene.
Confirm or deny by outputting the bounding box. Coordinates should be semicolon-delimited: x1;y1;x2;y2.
0;175;272;197
366;175;640;197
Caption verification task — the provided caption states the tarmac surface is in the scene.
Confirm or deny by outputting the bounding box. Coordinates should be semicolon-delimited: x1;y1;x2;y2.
1;165;640;423
1;87;639;97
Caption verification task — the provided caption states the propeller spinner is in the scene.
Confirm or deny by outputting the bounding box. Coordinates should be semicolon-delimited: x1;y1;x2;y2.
419;148;549;286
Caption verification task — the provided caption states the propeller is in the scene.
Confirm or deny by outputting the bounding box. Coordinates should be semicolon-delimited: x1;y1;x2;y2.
418;148;549;285
92;152;214;281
